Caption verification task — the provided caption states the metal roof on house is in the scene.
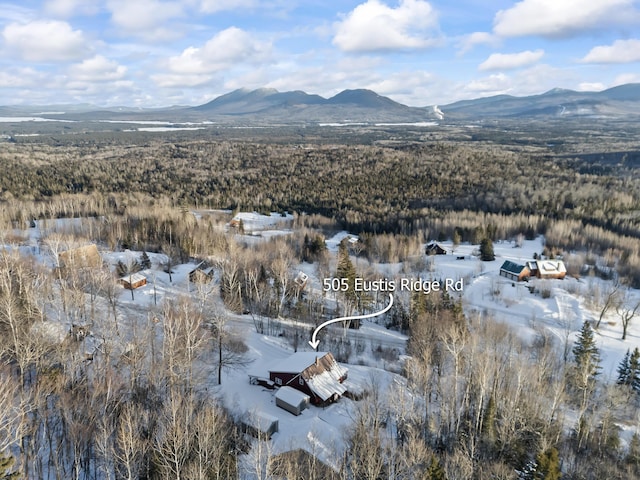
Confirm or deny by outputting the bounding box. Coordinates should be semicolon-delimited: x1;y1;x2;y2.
269;352;348;402
500;260;526;275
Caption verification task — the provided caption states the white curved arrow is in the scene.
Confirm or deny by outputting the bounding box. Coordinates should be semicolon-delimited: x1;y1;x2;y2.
308;293;394;350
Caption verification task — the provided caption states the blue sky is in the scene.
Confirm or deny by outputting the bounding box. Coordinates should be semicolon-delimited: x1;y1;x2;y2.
1;0;639;106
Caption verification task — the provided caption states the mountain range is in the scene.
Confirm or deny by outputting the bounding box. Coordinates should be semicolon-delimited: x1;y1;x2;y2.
2;84;640;125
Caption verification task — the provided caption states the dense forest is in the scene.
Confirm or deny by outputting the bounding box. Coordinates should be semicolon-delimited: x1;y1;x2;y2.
1;127;640;478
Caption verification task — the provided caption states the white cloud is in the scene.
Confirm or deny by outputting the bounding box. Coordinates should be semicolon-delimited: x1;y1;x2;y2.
167;27;270;74
458;31;499;54
44;0;100;17
2;20;89;62
198;0;257;13
581;39;640;64
107;0;183;36
479;49;544;71
577;82;606;91
0;67;44;89
465;73;512;96
68;55;128;82
153;27;271;88
614;73;640;85
333;0;438;52
493;0;637;38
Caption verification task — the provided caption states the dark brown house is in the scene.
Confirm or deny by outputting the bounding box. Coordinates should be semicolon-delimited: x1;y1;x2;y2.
425;242;447;255
269;352;348;405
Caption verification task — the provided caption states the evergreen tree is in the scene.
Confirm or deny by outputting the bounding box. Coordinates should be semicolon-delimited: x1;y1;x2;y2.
619;348;640;391
116;259;128;277
618;349;631;385
572;321;601;380
532;447;561;480
483;395;498;447
426;455;447;480
139;250;151;269
480;237;495;261
336;240;358;315
630;348;640;392
627;433;640;466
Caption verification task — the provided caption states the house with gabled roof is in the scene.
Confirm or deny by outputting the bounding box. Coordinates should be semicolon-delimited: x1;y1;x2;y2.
189;261;215;284
269;352;348;405
425;242;447;255
499;260;530;282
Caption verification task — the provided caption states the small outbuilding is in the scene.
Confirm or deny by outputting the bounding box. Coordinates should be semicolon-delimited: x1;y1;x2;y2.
120;273;147;290
499;261;530;282
275;386;310;416
241;411;279;439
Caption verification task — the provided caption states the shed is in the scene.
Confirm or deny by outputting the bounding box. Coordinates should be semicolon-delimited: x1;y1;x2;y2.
275;386;310;416
120;273;147;290
499;261;530;282
241;411;279;439
269;352;348;405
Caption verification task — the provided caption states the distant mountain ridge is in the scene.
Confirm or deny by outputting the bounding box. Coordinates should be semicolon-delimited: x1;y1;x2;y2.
189;87;421;122
3;84;640;124
441;83;640;119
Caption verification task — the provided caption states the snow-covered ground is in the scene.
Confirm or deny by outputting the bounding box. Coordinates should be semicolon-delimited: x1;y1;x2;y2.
5;214;640;465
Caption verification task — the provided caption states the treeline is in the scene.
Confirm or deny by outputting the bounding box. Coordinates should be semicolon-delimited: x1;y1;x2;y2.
1;139;639;238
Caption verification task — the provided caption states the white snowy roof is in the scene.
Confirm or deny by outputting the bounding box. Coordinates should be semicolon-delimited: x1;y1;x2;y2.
275;386;309;406
269;352;349;402
243;411;279;432
269;352;331;374
537;260;566;273
306;369;347;402
120;272;146;283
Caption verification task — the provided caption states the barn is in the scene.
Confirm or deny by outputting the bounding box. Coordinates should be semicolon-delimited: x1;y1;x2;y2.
275;386;310;416
499;261;530;282
120;273;147;290
269;352;348;405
